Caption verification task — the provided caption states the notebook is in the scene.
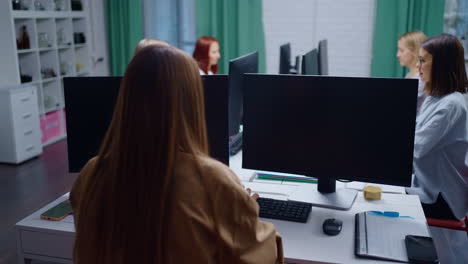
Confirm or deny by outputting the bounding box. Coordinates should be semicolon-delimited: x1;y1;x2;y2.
355;211;429;262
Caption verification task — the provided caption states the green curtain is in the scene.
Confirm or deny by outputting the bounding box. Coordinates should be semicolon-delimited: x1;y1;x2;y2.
371;0;445;78
107;0;143;76
195;0;266;74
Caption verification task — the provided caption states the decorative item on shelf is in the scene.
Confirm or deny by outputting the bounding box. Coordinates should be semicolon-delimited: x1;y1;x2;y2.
60;61;70;75
19;0;30;10
20;74;33;83
41;68;57;79
44;0;55;11
38;32;52;48
73;32;86;44
17;25;30;50
34;0;45;10
54;0;65;11
12;0;21;10
44;95;59;110
57;28;68;46
71;0;82;11
76;63;84;73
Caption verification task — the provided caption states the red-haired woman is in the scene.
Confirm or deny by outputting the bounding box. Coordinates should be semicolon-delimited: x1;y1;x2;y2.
193;36;220;75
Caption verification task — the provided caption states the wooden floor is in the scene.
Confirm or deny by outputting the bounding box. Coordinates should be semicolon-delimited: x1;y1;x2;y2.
0;139;466;264
0;140;77;264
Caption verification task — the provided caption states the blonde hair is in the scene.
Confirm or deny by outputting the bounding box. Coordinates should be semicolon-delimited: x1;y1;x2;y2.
133;38;169;55
399;31;427;68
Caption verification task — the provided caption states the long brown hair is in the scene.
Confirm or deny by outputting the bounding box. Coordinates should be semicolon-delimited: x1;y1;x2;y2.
73;45;209;264
192;35;219;74
422;34;468;96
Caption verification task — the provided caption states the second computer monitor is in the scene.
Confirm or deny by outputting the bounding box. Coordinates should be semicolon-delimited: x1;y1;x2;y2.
279;43;291;74
243;74;418;188
64;75;230;172
228;51;259;137
318;39;328;75
301;48;319;75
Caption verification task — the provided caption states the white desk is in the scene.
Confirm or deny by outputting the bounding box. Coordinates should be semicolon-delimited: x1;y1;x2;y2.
15;152;430;264
265;190;429;264
15;194;73;264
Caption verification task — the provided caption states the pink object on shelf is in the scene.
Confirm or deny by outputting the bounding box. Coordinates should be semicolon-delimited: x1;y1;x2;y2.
40;109;66;144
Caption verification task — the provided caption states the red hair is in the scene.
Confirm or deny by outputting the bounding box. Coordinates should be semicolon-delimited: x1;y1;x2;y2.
192;36;219;74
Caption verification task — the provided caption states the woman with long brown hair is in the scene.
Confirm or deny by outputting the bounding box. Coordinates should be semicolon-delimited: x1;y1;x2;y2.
406;34;468;221
69;45;283;264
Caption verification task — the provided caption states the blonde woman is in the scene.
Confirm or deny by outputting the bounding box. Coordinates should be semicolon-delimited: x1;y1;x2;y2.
397;31;427;114
133;38;169;55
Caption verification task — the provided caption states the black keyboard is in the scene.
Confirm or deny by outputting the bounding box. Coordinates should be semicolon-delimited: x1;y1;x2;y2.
257;197;312;223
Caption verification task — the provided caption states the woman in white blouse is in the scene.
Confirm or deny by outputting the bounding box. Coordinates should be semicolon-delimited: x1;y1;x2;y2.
397;31;427;114
406;34;468;220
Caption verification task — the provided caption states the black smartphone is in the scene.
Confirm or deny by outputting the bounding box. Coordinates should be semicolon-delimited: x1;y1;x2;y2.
405;235;438;264
40;200;73;221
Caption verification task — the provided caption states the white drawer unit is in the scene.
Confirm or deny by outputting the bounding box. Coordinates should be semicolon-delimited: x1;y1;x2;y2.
0;84;42;163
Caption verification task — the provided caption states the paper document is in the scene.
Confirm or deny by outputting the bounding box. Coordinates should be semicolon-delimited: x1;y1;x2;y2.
355;211;429;262
256;170;311;178
242;182;298;200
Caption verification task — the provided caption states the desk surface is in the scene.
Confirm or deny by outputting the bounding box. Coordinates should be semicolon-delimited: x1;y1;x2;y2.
266;189;428;264
16;152;429;264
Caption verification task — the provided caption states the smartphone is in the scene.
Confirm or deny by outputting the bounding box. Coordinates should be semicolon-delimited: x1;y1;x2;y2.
40;200;73;221
405;235;438;264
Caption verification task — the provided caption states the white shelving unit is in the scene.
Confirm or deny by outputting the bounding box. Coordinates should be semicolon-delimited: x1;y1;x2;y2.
0;0;92;147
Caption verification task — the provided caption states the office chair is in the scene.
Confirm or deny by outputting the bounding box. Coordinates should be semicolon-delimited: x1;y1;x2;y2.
426;216;468;235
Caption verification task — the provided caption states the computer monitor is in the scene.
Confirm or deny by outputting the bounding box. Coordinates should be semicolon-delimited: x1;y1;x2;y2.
279;43;291;74
228;51;258;138
301;48;319;75
202;75;229;165
294;55;301;74
64;77;120;173
318;39;328;75
64;75;230;173
243;74;418;210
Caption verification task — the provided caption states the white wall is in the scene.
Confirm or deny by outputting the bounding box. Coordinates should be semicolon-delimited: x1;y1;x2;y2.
262;0;376;77
87;0;110;76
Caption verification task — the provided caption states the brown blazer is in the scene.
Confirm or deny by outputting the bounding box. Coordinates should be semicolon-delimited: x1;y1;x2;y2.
70;153;284;264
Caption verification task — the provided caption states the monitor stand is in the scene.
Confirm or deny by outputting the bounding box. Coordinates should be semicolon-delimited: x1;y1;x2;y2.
229;131;243;156
288;176;358;210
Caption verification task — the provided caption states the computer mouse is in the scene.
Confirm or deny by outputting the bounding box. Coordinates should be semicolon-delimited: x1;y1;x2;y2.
322;218;342;236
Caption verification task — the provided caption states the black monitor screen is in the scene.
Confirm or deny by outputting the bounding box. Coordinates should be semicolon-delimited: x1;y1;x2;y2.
279;43;291;74
228;51;258;137
64;75;229;172
64;77;120;173
318;39;328;75
301;48;319;75
243;74;418;187
202;75;229;165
